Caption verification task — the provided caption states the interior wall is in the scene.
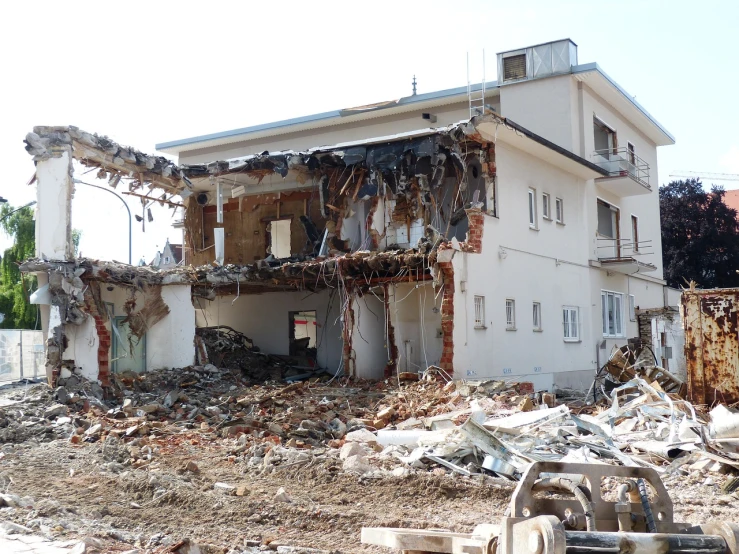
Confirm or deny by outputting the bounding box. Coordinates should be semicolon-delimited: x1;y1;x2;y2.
188;190;326;267
352;293;388;379
146;285;196;369
101;285;196;372
390;282;443;373
62;316;99;381
195;288;342;373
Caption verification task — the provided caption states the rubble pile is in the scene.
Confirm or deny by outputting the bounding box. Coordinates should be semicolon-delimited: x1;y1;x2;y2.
6;361;739;482
196;326;328;382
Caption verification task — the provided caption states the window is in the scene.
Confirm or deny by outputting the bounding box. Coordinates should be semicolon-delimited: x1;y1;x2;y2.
533;302;542;331
164;256;170;264
528;188;537;228
629;294;636;322
593;116;617;156
563;306;579;341
474;296;486;329
542;193;551;219
601;291;624;337
555;198;564;223
627;142;636;165
631;215;639;252
505;299;516;330
597;200;619;239
503;54;527;81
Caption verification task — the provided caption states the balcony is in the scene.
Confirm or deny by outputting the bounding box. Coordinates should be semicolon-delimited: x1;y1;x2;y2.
595;238;657;275
592;147;651;196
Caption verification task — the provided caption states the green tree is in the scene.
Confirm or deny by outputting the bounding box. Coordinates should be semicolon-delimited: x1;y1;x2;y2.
0;204;37;329
660;179;739;288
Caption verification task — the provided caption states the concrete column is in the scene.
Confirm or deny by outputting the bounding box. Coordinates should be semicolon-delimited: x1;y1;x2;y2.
35;146;74;260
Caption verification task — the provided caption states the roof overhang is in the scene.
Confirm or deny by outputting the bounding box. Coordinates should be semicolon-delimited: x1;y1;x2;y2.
572;64;675;147
156;82;499;156
472;116;607;180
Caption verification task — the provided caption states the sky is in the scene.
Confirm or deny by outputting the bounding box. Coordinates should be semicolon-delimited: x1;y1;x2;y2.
1;0;738;262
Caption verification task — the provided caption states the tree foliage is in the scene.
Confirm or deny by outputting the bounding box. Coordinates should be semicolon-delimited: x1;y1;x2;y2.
0;204;37;329
660;179;739;289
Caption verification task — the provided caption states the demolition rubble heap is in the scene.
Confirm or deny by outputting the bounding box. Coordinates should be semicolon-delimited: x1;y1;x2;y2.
3;351;739;552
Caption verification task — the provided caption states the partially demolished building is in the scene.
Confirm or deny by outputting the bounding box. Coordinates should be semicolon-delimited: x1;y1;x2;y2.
22;39;675;390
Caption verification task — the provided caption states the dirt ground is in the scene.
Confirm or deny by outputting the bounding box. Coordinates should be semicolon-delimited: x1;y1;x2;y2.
1;376;738;553
1;430;738;553
0;435;514;552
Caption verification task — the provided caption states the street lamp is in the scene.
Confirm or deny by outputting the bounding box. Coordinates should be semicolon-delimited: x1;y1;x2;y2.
73;179;132;265
0;197;7;204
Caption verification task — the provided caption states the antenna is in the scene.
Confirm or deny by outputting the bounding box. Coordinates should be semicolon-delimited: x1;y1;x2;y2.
412;75;417;96
467;50;486;119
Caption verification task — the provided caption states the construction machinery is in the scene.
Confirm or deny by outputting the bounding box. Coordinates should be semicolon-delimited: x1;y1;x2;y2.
362;461;739;553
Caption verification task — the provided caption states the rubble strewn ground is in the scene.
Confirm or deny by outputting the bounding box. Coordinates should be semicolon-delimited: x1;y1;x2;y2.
2;361;739;553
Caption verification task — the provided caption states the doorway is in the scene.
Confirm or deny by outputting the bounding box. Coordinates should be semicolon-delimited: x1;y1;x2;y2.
112;317;146;373
289;310;317;361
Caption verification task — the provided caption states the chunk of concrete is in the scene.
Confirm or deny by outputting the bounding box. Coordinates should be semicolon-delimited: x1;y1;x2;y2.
339;441;364;460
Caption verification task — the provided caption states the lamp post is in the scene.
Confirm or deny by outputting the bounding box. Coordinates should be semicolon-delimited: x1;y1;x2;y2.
73;179;132;265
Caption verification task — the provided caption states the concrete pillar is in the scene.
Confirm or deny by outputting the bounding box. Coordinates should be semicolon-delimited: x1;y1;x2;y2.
35;146;74;260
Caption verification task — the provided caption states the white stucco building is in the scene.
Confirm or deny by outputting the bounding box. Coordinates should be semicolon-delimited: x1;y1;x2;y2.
25;39;674;391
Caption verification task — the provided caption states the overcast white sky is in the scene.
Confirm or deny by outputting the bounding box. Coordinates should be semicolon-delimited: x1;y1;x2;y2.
1;0;738;262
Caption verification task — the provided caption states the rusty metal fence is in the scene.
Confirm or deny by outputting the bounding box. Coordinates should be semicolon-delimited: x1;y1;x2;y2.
0;330;45;383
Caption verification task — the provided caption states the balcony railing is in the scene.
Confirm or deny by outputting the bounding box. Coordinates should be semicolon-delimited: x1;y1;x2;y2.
596;237;657;273
593;147;650;189
597;237;653;260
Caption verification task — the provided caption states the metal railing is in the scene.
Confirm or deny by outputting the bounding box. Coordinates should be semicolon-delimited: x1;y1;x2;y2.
593;147;650;188
597;237;653;260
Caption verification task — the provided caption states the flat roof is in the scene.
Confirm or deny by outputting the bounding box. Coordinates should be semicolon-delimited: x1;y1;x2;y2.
156;64;674;154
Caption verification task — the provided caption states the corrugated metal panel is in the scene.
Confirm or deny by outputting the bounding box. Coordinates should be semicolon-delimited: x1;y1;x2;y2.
683;289;739;405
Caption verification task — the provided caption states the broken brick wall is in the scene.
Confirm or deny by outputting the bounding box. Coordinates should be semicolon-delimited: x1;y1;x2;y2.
84;283;111;386
436;249;456;376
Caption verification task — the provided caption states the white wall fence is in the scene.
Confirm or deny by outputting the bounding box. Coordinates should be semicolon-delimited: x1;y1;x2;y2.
0;330;45;383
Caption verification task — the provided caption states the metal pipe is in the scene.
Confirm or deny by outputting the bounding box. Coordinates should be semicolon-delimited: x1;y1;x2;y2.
73;179;132;265
638;478;657;533
564;531;726;554
532;478;596;531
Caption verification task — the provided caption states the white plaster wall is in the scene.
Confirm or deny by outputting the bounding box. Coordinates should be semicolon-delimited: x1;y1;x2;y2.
62;315;99;381
579;84;664;279
651;314;686;382
352;294;387;379
448;139;667;391
101;285;196;372
499;75;578;152
146;285;195;369
35;150;73;260
390;283;442;373
195;289;342;373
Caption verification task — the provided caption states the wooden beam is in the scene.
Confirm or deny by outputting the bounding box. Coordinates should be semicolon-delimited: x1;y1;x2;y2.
122;191;183;207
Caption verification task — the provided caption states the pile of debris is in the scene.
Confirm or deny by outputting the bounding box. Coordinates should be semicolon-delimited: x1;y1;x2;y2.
196;326;330;383
5;355;739;485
